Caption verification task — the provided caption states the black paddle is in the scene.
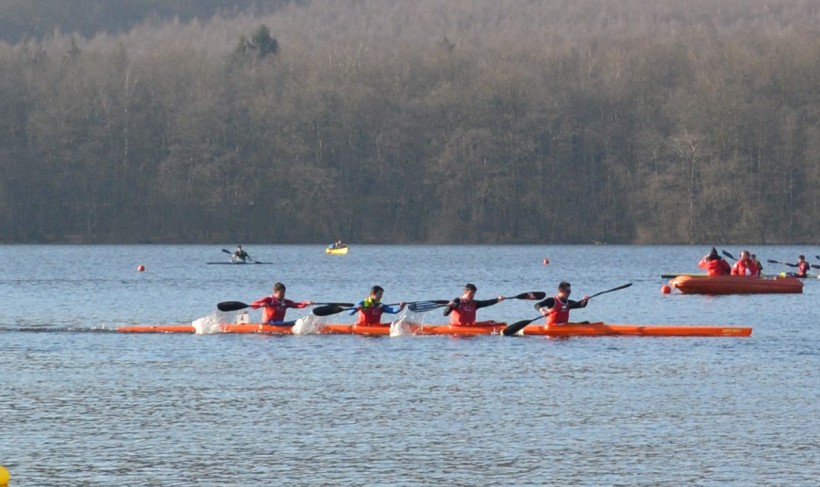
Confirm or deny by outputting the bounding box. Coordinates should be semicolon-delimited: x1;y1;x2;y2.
313;300;428;317
502;283;632;337
722;250;737;261
407;291;547;313
218;301;354;312
766;259;820;270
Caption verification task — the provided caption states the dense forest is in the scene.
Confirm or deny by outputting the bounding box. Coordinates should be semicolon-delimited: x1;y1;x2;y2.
0;0;818;244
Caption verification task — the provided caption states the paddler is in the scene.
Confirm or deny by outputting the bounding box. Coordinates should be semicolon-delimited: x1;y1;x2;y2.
351;285;405;325
533;281;589;325
232;244;251;262
251;282;312;325
795;255;810;278
443;283;505;325
697;247;731;275
731;250;760;276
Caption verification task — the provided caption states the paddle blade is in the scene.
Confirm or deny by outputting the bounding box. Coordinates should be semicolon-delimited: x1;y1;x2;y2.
312;305;351;317
222;248;232;254
502;317;541;336
513;291;546;300
766;259;781;264
217;301;250;312
722;250;737;261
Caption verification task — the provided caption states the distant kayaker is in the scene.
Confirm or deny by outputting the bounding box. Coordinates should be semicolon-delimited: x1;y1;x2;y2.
796;255;810;278
351;285;405;325
329;240;347;249
443;283;505;325
232;245;251;262
698;247;731;275
251;282;312;325
533;281;589;325
731;250;760;276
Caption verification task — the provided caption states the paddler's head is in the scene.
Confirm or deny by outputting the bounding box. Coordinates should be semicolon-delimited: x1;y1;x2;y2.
365;285;384;306
708;247;719;260
558;281;572;299
273;282;286;298
463;283;477;300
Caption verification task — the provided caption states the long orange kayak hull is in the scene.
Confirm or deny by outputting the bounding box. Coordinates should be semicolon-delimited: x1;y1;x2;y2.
118;321;750;337
117;321;507;335
521;322;752;337
669;275;803;294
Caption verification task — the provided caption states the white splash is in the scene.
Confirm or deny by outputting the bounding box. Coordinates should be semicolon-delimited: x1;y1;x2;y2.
292;313;323;335
389;310;420;337
192;310;227;335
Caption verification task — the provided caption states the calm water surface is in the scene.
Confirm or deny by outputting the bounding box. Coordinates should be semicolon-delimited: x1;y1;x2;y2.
1;245;818;486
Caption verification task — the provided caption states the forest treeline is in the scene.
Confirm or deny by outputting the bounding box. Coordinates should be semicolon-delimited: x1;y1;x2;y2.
0;0;818;244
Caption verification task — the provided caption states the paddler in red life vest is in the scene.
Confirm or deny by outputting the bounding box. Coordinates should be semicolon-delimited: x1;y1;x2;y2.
731;250;760;276
351;285;405;325
443;283;505;325
533;281;589;325
250;282;312;325
796;255;810;278
697;247;731;276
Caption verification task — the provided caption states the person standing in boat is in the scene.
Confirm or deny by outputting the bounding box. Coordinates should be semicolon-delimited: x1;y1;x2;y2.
232;245;251;262
533;281;589;325
251;282;312;325
750;254;763;276
731;250;760;276
351;285;405;325
795;255;810;278
443;283;505;325
698;247;731;275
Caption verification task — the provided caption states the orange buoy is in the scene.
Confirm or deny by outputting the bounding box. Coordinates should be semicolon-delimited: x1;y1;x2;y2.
137;264;146;272
542;258;550;265
661;284;671;294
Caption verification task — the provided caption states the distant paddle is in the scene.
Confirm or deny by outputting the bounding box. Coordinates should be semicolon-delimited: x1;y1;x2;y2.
766;258;820;270
722;250;737;261
502;283;632;337
218;300;354;312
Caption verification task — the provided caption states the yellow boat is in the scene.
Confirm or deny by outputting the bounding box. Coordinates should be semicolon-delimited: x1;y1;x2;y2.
325;246;349;255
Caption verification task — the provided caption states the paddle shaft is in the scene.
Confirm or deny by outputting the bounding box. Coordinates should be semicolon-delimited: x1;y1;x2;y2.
218;300;353;312
409;291;546;313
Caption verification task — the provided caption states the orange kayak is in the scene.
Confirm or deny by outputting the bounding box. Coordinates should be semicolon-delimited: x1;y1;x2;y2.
117;321;507;335
117;323;293;334
520;322;752;337
669;275;803;294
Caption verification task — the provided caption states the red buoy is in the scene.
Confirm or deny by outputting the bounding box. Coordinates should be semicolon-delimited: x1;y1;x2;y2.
137;264;146;272
661;284;671;294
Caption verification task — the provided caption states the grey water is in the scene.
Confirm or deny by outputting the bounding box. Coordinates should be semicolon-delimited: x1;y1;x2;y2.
1;245;818;486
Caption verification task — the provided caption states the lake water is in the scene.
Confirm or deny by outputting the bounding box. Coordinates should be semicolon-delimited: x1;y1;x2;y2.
1;245;818;486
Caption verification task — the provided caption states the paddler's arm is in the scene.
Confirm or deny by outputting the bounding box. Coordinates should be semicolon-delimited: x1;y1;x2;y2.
567;296;590;310
442;297;461;316
381;302;406;314
474;296;505;309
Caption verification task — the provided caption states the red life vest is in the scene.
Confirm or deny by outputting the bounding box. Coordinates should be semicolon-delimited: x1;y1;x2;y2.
547;294;570;325
449;299;477;324
699;258;730;276
798;262;810;277
356;301;384;325
731;259;760;276
252;296;290;322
